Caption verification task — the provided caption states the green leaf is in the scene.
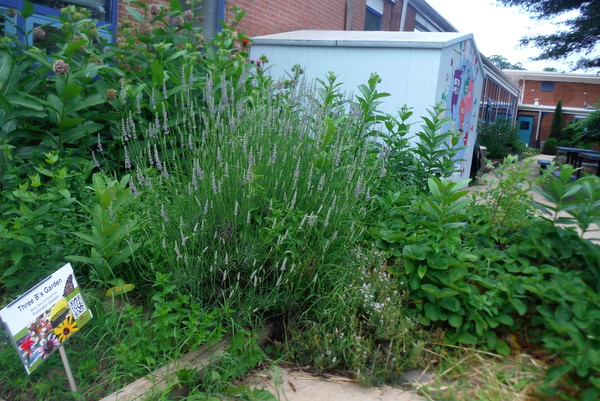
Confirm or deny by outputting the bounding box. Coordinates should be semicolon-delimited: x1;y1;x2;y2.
424;302;441;321
496;314;514;326
417;264;427;279
46;94;63;124
151;60;164;85
494;340;510;355
62;122;103;144
7;93;44;111
64;39;87;57
2;262;22;279
71;93;105;111
169;0;183;12
0;51;13;84
448;313;463;328
439;296;460;312
58;118;84;130
21;1;34;18
0;91;13;111
126;6;145;22
456;332;476;345
544;364;572;385
61;82;83;101
510;298;527;315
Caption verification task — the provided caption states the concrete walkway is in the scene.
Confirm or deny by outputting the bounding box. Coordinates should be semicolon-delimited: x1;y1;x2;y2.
246;368;424;401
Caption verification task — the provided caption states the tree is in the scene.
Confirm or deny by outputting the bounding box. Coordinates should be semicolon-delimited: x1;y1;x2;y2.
549;99;563;140
543;67;558;72
495;0;599;71
488;55;526;70
570;109;600;144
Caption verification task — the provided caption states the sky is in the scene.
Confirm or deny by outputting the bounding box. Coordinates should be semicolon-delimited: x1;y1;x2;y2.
424;0;596;73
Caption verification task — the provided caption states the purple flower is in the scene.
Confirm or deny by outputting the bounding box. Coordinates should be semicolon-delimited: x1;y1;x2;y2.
91;151;101;168
33;27;46;40
160;204;169;222
211;172;218;194
149;3;161;15
97;134;103;152
52;60;69;76
172;15;184;28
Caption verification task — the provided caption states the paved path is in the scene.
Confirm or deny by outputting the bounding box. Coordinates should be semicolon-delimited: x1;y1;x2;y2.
247;368;424;401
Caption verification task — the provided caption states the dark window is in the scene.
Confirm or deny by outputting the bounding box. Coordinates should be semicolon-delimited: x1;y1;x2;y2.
519;121;530;130
364;6;382;31
541;81;555;92
32;0;112;22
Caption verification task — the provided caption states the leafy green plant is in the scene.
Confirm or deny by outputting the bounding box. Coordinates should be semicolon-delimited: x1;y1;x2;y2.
477;120;523;159
67;173;140;286
0;152;89;301
472;155;536;240
0;4;117;166
412;104;463;188
535;163;600;239
543;137;558;155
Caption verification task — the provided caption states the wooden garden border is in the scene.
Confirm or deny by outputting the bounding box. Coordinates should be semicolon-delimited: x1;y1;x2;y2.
100;327;271;401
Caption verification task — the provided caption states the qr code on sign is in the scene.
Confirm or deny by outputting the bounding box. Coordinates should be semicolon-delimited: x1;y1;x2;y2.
68;294;87;319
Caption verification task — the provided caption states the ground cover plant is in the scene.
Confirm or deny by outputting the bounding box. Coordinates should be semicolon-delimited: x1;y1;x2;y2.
1;2;600;401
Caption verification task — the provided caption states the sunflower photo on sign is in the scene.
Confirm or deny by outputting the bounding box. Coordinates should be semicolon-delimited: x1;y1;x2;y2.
0;263;93;374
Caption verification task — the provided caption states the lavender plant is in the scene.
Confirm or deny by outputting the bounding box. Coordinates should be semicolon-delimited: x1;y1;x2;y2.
120;73;384;318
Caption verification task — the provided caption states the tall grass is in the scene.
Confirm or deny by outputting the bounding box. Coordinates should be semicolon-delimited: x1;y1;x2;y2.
121;74;384;320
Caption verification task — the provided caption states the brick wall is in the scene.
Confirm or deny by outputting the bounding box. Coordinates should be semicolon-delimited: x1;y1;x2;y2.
225;0;360;37
117;0;420;37
520;79;600;109
382;0;401;31
403;4;416;32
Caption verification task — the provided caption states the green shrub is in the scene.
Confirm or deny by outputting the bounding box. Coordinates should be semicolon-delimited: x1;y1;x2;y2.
543;137;558;155
119;73;384;321
477;120;522;159
371;155;600;399
0;152;92;301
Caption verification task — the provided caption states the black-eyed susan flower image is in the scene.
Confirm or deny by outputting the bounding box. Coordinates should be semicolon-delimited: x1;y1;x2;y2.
53;314;79;343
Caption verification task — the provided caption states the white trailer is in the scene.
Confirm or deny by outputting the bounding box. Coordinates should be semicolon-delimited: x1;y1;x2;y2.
250;30;485;181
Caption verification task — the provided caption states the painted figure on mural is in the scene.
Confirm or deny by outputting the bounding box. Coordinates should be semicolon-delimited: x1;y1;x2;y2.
443;40;482;180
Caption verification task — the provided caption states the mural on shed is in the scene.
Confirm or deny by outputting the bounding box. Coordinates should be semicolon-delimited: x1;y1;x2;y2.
442;39;481;180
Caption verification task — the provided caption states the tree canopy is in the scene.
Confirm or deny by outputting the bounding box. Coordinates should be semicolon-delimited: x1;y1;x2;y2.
488;55;526;70
495;0;599;71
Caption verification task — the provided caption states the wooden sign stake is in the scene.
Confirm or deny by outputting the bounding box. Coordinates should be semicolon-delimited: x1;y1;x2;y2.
59;345;79;393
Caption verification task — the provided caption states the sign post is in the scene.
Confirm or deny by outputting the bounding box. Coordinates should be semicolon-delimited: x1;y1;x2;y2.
0;263;92;382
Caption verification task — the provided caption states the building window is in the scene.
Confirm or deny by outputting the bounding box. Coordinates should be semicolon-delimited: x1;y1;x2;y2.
519;120;530;131
364;6;382;31
0;0;117;42
541;81;555;92
33;0;112;22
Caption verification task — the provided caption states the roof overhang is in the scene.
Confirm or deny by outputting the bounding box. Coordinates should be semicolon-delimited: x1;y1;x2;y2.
518;104;598;115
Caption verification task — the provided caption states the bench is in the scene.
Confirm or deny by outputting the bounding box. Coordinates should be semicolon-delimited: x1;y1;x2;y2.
537;159;551;174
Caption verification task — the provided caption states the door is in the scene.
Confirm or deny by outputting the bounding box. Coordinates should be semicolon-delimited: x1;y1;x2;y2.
517;116;534;146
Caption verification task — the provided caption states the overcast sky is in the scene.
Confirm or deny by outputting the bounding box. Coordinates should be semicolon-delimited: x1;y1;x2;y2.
424;0;595;73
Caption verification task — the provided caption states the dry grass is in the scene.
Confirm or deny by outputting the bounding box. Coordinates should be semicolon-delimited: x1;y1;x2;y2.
416;344;548;401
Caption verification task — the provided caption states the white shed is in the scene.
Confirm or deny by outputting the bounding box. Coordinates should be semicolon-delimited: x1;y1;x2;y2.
250;30;484;181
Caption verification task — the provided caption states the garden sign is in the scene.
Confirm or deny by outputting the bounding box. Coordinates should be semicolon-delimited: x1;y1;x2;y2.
0;263;92;374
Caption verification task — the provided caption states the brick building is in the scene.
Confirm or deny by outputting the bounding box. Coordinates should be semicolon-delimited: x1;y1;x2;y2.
503;70;600;147
220;0;456;38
